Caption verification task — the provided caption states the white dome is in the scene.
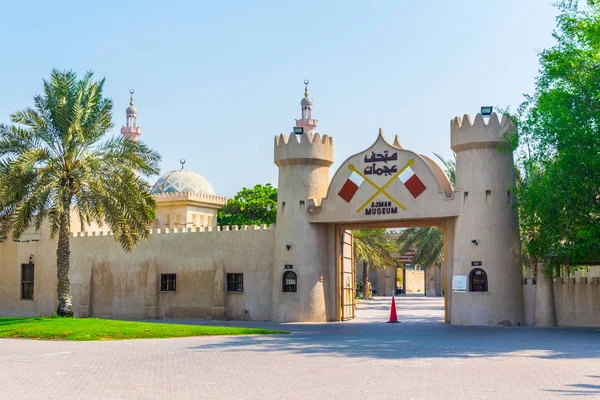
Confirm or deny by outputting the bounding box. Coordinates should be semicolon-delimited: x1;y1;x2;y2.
301;96;312;106
151;170;216;195
126;105;137;115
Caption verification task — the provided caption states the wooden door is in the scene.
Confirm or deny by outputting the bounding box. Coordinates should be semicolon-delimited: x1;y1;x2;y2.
341;230;355;320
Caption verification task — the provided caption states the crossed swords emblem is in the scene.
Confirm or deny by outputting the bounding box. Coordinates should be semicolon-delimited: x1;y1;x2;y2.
349;159;415;213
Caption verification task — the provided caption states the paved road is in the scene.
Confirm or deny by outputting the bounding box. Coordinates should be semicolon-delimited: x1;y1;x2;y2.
1;296;599;400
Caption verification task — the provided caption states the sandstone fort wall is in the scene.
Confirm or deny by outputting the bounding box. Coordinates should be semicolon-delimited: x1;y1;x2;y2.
523;278;600;327
0;225;275;321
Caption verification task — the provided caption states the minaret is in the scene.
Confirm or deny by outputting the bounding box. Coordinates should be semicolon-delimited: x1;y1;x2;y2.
295;79;318;134
272;81;334;322
121;89;142;141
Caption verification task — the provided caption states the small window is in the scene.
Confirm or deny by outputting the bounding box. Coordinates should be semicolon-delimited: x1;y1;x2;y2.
283;271;297;293
469;268;488;292
227;273;244;292
21;263;34;300
161;274;176;292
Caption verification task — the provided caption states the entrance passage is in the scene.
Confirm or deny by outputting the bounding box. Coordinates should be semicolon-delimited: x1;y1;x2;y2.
352;296;445;324
337;220;450;323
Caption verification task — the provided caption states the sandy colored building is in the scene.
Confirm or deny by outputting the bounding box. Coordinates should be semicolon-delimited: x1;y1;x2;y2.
0;83;598;327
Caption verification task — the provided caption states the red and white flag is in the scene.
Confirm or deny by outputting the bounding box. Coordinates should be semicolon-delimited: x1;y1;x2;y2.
398;166;426;198
338;171;365;203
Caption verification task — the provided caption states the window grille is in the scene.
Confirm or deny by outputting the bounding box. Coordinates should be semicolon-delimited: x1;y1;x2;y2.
227;273;244;292
161;274;176;292
469;268;488;292
21;263;34;300
282;271;297;293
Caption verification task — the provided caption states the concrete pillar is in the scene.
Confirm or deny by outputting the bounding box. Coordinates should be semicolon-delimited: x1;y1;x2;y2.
443;218;455;324
534;261;556;326
212;261;226;319
144;261;157;319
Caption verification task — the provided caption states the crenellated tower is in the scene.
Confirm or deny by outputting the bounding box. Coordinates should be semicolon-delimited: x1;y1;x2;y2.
121;89;142;141
271;82;334;322
450;112;524;325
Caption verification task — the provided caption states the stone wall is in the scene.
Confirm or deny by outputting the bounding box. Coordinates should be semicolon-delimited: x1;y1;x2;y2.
0;225;275;321
523;278;600;327
405;270;425;293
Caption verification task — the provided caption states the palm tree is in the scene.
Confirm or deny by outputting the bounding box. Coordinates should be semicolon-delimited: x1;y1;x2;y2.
396;153;455;270
0;70;160;316
396;226;444;268
353;229;394;298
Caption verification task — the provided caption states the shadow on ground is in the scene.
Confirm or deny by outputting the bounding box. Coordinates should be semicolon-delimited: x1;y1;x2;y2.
544;376;600;396
151;297;600;362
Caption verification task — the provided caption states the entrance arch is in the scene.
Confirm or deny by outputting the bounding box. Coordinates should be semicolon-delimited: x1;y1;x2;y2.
272;113;524;326
335;219;454;323
307;130;459;323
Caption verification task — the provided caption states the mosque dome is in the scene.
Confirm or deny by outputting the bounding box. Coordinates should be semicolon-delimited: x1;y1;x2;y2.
126;89;137;115
126;105;137;115
151;170;216;195
301;96;312;106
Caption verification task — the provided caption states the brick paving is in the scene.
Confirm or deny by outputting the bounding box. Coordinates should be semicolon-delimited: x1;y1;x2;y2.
1;296;599;399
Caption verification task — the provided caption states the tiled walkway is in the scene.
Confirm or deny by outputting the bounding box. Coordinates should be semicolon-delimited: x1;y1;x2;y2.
1;297;599;399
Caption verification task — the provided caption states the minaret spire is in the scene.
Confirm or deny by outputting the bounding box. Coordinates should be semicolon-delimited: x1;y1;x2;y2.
295;79;318;135
121;89;142;141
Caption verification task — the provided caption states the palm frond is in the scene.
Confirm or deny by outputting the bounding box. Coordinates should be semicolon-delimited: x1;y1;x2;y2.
0;69;161;249
396;226;444;268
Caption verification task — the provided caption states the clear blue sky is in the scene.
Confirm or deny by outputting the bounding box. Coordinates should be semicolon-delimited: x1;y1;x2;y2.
0;0;558;197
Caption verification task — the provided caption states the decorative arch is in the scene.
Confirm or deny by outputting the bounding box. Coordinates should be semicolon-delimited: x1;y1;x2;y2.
309;129;459;224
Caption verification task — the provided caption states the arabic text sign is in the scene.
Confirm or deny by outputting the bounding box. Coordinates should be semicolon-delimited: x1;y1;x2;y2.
336;148;427;215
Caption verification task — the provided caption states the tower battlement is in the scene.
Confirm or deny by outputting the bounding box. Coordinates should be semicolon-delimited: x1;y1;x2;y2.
274;132;334;167
450;112;514;152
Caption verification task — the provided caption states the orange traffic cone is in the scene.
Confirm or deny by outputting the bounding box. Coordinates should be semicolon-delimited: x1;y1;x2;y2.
387;296;400;323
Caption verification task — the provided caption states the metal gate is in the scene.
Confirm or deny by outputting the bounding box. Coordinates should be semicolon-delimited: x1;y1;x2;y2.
341;230;355;320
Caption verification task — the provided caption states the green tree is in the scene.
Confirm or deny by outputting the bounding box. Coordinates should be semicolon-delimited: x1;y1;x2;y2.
217;183;277;226
0;70;160;316
353;229;394;299
512;0;600;272
396;226;444;268
396;153;455;269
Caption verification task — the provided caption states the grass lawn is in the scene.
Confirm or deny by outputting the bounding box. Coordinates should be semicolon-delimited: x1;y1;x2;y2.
0;316;288;341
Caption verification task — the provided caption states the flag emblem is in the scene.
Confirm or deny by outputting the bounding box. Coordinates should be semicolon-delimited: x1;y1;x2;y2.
398;166;426;198
338;171;364;203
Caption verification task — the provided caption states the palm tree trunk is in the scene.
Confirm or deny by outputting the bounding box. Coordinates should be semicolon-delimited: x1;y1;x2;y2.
56;209;73;316
362;260;369;299
529;255;538;279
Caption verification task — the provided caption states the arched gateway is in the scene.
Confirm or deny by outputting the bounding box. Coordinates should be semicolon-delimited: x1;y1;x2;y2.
272;93;524;326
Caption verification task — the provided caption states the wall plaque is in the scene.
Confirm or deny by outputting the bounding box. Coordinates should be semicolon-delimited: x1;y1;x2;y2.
471;261;482;267
452;275;467;292
284;264;293;270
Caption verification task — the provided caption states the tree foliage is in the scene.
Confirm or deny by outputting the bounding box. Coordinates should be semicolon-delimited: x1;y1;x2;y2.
513;0;600;270
0;69;161;315
353;228;395;298
353;229;395;269
217;183;277;226
396;226;444;268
